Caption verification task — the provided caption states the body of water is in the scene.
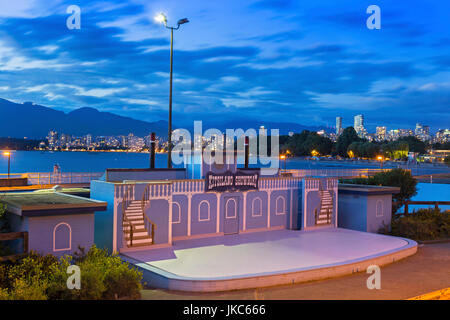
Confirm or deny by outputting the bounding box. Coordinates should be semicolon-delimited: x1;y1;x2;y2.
1;151;449;175
401;183;450;212
0;151;448;208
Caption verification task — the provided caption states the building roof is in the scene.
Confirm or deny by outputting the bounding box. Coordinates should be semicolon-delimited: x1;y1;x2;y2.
338;183;400;195
0;191;107;217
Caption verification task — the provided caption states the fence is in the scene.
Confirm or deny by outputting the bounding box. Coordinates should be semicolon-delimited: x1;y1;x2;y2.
281;168;399;178
0;231;28;262
22;172;103;185
402;201;450;215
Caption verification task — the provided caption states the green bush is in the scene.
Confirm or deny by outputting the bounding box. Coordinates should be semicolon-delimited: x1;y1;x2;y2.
0;246;142;300
379;208;450;241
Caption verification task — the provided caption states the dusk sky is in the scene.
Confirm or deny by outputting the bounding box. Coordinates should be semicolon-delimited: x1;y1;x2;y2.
0;0;449;132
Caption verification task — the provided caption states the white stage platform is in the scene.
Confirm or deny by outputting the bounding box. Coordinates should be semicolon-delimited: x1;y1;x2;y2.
121;228;417;292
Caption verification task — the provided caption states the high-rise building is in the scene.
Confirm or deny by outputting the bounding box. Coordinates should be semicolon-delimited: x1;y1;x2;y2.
47;130;59;149
354;114;365;137
336;117;342;135
415;123;431;141
86;134;92;147
376;126;386;141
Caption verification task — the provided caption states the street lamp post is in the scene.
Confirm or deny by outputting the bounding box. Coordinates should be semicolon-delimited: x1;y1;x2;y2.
155;13;189;169
3;151;11;178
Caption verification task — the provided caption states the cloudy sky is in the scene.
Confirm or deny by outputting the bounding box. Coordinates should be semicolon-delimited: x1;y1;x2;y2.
0;0;449;132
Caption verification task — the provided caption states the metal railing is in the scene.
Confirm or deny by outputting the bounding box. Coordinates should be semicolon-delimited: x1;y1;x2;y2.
0;231;28;262
26;172;103;185
121;185;136;248
281;168;398;178
402;201;450;215
140;184;157;244
0;172;103;185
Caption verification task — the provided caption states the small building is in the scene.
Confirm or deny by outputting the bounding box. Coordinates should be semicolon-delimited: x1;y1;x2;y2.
338;184;400;233
0;192;107;257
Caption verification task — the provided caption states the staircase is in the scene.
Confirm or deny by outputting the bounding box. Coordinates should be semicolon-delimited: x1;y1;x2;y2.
315;190;333;225
314;179;334;225
123;200;153;247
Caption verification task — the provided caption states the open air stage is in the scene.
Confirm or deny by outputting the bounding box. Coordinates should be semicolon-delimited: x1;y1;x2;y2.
121;228;417;292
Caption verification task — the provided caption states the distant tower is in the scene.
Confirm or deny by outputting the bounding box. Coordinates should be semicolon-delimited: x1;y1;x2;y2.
336;117;342;135
354;114;364;137
376;126;386;141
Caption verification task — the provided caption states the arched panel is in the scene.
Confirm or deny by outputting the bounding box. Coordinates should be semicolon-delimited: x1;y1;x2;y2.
53;222;72;252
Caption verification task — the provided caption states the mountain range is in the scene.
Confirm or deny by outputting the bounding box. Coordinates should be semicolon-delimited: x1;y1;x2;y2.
0;98;323;139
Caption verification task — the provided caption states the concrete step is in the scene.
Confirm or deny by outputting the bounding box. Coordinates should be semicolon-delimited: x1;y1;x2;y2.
126;215;144;221
125;212;144;217
125;234;151;241
123;230;148;236
123;225;145;231
127;239;153;247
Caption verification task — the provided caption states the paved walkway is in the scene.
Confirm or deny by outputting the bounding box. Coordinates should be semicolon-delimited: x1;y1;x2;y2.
141;242;450;300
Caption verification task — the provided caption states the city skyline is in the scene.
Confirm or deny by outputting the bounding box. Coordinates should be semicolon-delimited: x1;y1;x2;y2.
0;0;448;131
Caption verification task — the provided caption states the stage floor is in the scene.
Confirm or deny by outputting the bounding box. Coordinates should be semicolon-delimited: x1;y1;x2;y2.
122;228;417;291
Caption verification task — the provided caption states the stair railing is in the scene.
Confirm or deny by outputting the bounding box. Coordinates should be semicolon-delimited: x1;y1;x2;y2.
141;184;157;245
122;184;136;247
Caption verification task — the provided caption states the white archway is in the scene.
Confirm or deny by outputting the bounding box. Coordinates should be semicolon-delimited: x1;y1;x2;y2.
198;200;211;221
275;196;286;215
252;197;262;217
53;222;72;252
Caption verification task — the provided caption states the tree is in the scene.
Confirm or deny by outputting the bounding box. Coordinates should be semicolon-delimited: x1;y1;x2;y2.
281;130;333;156
397;136;427;154
346;168;418;213
445;155;450;166
382;140;409;160
336;127;361;157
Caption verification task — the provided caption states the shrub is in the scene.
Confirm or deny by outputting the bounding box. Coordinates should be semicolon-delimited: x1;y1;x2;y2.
379;208;450;241
0;246;142;300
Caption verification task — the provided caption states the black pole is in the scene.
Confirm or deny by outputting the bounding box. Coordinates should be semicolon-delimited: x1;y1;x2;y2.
150;132;156;169
244;136;249;169
167;27;174;169
7;153;10;179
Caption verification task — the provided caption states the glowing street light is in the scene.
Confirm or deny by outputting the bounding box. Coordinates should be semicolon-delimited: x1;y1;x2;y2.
280;154;287;170
377;155;384;169
3;151;11;178
154;13;189;169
